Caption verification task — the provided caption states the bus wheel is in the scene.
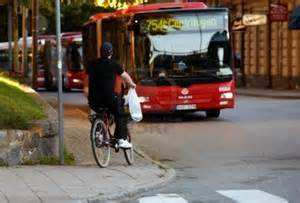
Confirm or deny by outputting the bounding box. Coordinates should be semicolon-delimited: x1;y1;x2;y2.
62;77;71;92
63;86;71;92
206;110;220;118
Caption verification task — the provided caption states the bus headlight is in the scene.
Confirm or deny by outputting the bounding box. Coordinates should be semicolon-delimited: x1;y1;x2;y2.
219;86;231;92
73;79;82;83
221;92;233;99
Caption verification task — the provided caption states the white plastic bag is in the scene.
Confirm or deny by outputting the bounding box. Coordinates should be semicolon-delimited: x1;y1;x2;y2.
128;88;143;122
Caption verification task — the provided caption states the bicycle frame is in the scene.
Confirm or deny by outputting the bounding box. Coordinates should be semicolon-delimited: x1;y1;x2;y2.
89;109;134;167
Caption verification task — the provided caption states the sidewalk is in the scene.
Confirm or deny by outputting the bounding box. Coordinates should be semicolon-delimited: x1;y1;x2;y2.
0;165;174;203
237;88;300;99
0;95;175;203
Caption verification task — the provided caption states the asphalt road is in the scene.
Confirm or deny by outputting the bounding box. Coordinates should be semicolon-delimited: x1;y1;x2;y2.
40;92;300;203
130;96;300;203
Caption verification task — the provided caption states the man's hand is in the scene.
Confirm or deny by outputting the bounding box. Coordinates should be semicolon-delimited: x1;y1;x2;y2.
121;72;136;89
129;82;136;89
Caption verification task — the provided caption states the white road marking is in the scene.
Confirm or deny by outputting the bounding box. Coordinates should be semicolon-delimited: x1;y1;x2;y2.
138;194;188;203
217;190;288;203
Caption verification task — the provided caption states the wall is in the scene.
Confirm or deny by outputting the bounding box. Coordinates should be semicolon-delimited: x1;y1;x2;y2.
229;0;300;89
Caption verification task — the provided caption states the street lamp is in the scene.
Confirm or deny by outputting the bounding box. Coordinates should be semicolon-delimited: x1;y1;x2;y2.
55;0;64;165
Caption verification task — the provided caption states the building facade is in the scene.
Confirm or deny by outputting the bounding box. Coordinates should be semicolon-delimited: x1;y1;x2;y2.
209;0;300;89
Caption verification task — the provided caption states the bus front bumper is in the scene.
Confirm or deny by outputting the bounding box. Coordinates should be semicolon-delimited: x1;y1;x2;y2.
140;96;235;113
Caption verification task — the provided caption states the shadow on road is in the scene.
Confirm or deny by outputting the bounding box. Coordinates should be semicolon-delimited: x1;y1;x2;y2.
141;112;229;124
37;89;83;93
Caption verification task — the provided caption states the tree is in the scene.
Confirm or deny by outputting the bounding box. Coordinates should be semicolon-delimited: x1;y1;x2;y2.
12;0;18;73
39;1;114;34
19;0;30;77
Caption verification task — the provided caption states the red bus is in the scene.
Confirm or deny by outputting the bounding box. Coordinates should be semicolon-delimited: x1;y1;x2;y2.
83;2;235;117
36;32;85;91
61;32;85;91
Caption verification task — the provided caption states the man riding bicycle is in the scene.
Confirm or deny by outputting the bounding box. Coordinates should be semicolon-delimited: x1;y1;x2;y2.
87;42;136;149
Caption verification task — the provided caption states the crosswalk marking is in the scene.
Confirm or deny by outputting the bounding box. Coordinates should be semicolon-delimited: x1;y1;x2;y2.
217;189;288;203
138;194;188;203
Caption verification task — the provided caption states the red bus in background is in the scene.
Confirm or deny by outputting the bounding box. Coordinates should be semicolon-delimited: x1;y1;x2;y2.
35;35;56;90
61;32;85;91
83;2;235;117
36;32;85;91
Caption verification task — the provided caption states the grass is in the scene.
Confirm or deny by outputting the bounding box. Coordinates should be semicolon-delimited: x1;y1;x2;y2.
23;147;76;166
0;74;45;129
0;159;8;167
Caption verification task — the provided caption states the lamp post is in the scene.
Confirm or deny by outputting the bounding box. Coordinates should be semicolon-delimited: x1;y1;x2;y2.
55;0;64;165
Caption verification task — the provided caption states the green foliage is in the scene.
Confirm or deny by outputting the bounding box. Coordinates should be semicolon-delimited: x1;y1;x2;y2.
18;0;31;7
40;3;114;34
61;3;114;32
0;159;8;167
0;75;45;129
0;2;114;41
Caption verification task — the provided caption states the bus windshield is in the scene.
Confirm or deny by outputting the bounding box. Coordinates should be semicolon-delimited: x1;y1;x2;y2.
133;11;232;85
64;42;84;71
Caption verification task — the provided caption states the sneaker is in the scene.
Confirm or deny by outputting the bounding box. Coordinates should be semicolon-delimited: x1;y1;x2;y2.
118;139;132;149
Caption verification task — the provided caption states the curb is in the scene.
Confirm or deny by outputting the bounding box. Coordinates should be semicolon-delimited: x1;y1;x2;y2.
237;91;300;100
39;99;176;202
87;148;176;203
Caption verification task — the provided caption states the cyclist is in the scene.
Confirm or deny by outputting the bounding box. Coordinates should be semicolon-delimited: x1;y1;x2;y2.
87;42;136;149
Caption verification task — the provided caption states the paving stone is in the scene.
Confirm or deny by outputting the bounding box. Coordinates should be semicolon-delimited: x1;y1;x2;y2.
0;165;171;203
0;191;8;203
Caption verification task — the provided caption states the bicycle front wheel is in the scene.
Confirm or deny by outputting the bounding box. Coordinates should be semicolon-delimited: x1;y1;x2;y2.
90;119;111;168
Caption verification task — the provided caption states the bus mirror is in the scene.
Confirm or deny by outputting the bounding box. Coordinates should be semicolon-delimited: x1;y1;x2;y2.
218;48;224;67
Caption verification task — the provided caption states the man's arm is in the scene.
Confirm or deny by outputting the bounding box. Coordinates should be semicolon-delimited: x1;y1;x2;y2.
121;71;136;88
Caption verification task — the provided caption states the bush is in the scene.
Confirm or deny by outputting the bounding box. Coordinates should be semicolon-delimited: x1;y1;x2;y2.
23;147;76;166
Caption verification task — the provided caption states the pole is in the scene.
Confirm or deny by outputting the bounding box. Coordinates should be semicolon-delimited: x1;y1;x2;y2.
8;2;12;72
31;0;38;87
55;0;64;165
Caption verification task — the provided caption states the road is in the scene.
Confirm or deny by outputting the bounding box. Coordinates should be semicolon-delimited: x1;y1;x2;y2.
40;92;300;203
129;96;300;203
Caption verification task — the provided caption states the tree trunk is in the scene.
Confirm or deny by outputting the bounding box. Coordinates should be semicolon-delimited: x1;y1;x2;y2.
7;1;13;72
12;0;19;74
22;6;28;79
31;0;38;88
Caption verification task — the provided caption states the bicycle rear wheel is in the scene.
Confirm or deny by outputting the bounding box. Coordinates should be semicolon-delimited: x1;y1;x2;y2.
123;131;134;165
91;118;111;168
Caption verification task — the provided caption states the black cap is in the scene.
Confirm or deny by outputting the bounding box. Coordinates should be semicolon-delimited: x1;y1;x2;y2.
101;42;113;59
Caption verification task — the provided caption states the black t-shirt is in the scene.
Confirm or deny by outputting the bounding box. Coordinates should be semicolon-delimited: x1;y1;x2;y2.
88;58;124;106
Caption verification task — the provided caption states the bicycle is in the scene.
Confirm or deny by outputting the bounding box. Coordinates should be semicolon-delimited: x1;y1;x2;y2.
89;108;134;168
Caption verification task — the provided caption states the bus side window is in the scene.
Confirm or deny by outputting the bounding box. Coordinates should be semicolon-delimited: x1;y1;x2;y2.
83;23;97;72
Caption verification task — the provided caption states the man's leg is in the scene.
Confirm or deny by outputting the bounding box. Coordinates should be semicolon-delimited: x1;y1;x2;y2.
108;95;131;148
108;95;128;140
